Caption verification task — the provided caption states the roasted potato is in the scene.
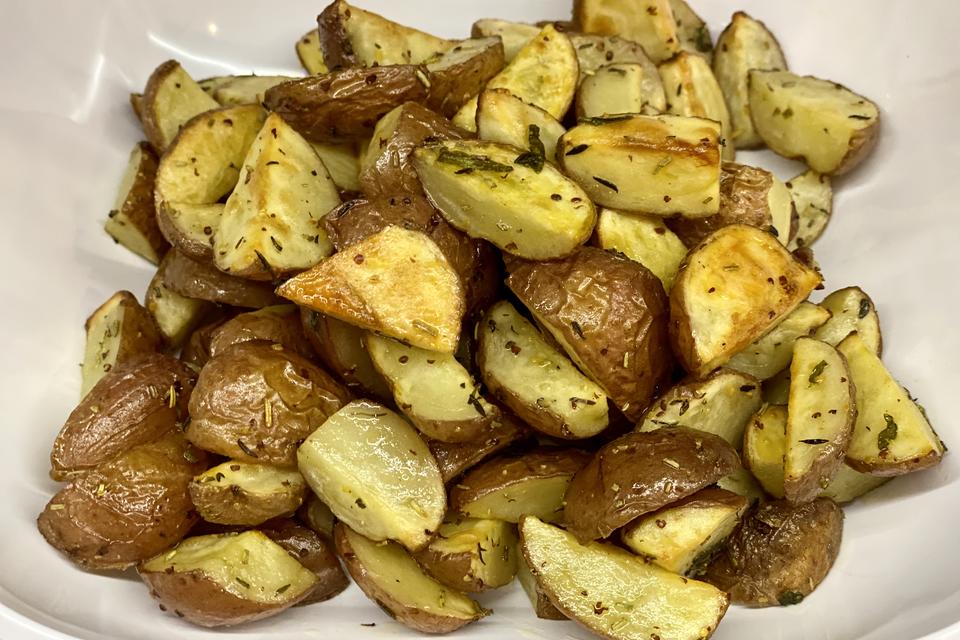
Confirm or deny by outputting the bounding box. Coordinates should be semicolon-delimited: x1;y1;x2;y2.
259;518;349;605
557;114;721;217
426;37;506;118
161;249;280;308
189;461;307;526
105;141;168;264
300;308;391;400
334;524;489;633
507;247;673;421
748;70;880;175
659;51;735;160
703;498;843;607
199;75;294;106
427;412;530;483
716;468;766;505
413;517;518;592
140;60;219;151
786;170;833;250
310;141;361;192
476;89;566;161
186;341;351;467
726;301;832;380
139;530;319;627
669;224;822;377
208;305;314;360
520;516;729;640
180;317;228;369
569;33;665;110
471;19;539;62
670;0;713;60
576;62;662;119
295;29;329;74
145;253;214;347
594;208;687;291
820;463;889;504
449;449;591;523
814;286;882;355
517;557;566;620
574;0;681;63
298;493;337;538
742;404;787;498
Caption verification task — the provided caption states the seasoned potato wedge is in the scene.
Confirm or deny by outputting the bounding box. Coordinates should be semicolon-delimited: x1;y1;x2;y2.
200;75;294;106
574;0;681;63
814;286;882;355
517;557;566;620
186;341;351;467
162;249;280;308
414;517;519;592
748;70;880;175
637;369;762;447
621;488;748;576
784;338;856;503
139;530;318;627
727;301;832;380
366;334;498;442
476;89;566;161
564;427;741;542
715;468;766;506
295;29;328;75
742;404;787;498
471;19;539;62
478;301;609;439
427;413;529;483
298;401;445;551
703;499;843;607
659;51;735;159
521;516;729;640
208;305;314;360
299;493;337;539
426;37;505;118
670;0;713;60
80;291;162;397
557;114;721;217
786;170;833;250
310;141;361;192
301;309;391;400
576;63;661;119
278;226;464;353
189;461;307;526
820;463;890;504
450;449;591;523
507;248;673;421
140;60;219;151
105;141;168;264
413;140;596;259
669;224;823;377
259;518;349;604
452;25;577;131
145;254;214;347
713;12;787;148
594;208;687;291
569;33;665;111
838;333;945;475
335;524;489;633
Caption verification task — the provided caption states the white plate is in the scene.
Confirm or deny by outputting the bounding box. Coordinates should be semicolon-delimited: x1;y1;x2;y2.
1;1;959;638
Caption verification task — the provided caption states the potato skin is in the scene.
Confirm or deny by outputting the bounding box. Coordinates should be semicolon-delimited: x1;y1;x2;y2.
105;142;169;263
260;518;349;605
300;308;392;400
427;412;530;483
564;427;741;542
51;353;196;480
38;433;206;570
703;498;843;606
427;39;505;118
208;307;315;360
507;247;673;421
186;341;351;467
161;249;280;309
180;317;231;369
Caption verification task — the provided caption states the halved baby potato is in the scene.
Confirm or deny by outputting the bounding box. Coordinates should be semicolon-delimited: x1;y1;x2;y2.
426;37;506;118
576;63;662;119
476;89;566;162
145;253;214;347
820;463;890;504
189;460;307;526
574;0;681;63
301;309;392;400
414;516;519;592
258;518;349;605
715;468;766;506
427;413;530;484
786;170;833;250
659;51;735;160
814;286;882;355
742;404;788;498
595;208;688;291
140;60;219;151
105;141;168;264
726;301;832;380
569;33;665;111
295;29;328;74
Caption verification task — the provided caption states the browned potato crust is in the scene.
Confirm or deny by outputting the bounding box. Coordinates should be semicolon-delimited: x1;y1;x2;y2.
161;249;280;309
427;412;530;483
104;141;169;264
208;305;315;360
180;316;230;369
703;498;843;607
300;308;392;400
186;341;351;467
259;518;349;605
564;427;741;542
507;247;673;421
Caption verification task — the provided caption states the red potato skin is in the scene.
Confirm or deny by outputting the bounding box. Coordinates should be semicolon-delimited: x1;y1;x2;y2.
260;518;349;605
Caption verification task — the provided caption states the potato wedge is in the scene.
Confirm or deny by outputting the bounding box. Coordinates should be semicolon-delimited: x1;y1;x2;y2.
471;19;539;62
670;0;713;60
140;60;219;151
296;29;328;75
427;413;529;483
426;37;505;118
786;170;833;250
214;113;339;279
715;468;766;506
139;530;318;627
476;89;566;161
669;224;823;377
814;286;882;355
452;25;578;131
189;461;307;526
299;493;337;539
298;401;445;551
742;404;787;498
414;517;518;592
413;140;596;259
201;75;294;107
208;305;314;360
520;516;729;640
659;51;735;160
576;63;661;119
621;488;748;576
517;556;566;620
748;70;880;175
186;341;351;467
277;226;464;353
564;427;741;541
477;301;609;439
820;463;890;504
557;114;721;217
145;253;214;347
727;301;832;380
569;34;665;111
301;309;391;400
712;12;787;148
703;499;843;607
838;333;945;475
450;449;591;523
334;524;489;633
594;208;687;291
105;141;168;264
637;369;762;447
259;518;349;604
162;249;280;308
574;0;681;63
764;368;792;405
310;141;361;192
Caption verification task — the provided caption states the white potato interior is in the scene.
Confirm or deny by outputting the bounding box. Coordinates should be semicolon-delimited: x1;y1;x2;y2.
727;302;832;380
476;89;566;161
814;287;882;355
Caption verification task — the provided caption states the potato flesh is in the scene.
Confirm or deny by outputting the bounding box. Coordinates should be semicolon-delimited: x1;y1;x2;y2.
577;63;655;119
574;0;681;63
517;556;566;619
670;0;712;60
569;34;665;111
558;114;721;217
715;469;766;505
820;463;889;504
595;209;687;291
105;142;166;264
208;76;293;106
333;1;452;66
520;516;729;640
302;310;392;400
726;302;832;380
423;517;519;590
296;29;328;74
787;170;833;250
146;62;219;150
145;263;211;348
297;400;445;550
190;460;306;525
309;141;361;192
814;287;882;355
471;19;539;61
659;52;735;160
476;89;566;161
460;475;572;524
767;175;794;245
743;404;787;498
81;292;160;397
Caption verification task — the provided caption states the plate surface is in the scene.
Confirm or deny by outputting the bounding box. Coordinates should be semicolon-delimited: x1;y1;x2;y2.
1;1;959;638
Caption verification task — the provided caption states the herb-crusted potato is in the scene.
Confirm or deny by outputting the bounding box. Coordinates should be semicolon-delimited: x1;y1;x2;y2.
208;305;314;360
594;209;687;291
145;254;214;348
742;404;787;498
670;0;713;60
427;413;530;483
726;301;832;380
471;19;539;61
786;170;833;250
140;60;219;152
576;63;662;119
414;517;519;592
296;29;328;74
569;33;665;110
301;309;391;400
426;37;506;118
188;461;307;526
105;141;168;264
574;0;681;63
258;518;349;605
659;51;735;160
161;249;280;308
476;89;566;162
814;286;882;355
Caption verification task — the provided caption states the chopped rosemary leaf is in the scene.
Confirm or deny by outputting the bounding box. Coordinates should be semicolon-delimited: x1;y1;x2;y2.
593;176;619;192
808;360;828;384
877;414;898;451
437;148;513;173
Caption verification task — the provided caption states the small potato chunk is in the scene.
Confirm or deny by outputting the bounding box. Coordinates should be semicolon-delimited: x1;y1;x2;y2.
301;309;392;400
277;226;464;353
145;254;213;347
564;427;741;542
189;461;307;526
715;469;766;506
310;141;361;192
450;449;591;523
576;63;661;119
820;464;889;504
366;334;498;442
201;75;294;106
414;517;519;592
161;249;281;308
748;70;880;175
427;413;530;483
703;499;843;607
621;488;748;576
713;12;787;148
295;29;328;74
186;341;351;467
595;209;687;291
670;0;713;60
105;141;168;264
477;301;609;439
140;60;219;151
517;557;566;620
139;531;318;627
520;516;729;640
476;89;566;161
838;333;945;475
558;114;721;217
574;0;681;63
742;404;788;498
569;34;665;110
413;140;596;260
814;286;882;355
209;305;315;360
471;19;539;62
659;52;735;159
298;401;445;551
335;524;488;633
259;518;349;604
786;170;833;250
637;369;762;447
726;302;832;380
669;224;822;377
426;37;505;118
299;493;336;539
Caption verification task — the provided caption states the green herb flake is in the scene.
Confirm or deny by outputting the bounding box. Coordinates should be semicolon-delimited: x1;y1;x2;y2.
276;584;291;594
877;414;898;451
437;148;513;173
571;320;585;339
467;391;487;417
808;360;828;384
652;156;673;175
778;591;805;606
235;577;251;589
514;124;546;172
579;114;633;126
695;25;712;52
848;114;871;120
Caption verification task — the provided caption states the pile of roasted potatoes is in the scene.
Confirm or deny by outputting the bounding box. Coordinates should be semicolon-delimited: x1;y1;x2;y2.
42;0;944;637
